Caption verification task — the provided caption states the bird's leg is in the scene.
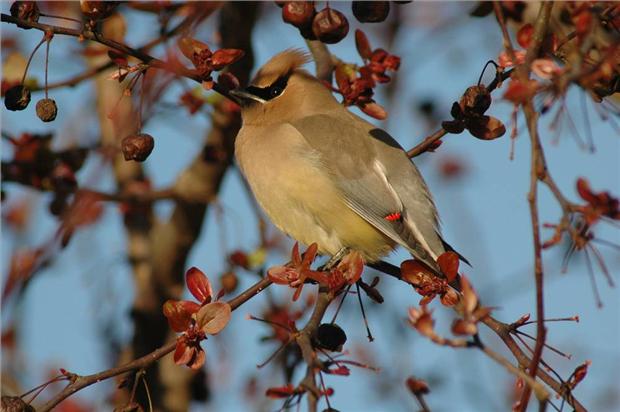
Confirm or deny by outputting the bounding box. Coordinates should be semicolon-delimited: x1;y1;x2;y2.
319;247;350;271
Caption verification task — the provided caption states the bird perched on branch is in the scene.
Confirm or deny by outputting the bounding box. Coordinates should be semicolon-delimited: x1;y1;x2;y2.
231;49;463;274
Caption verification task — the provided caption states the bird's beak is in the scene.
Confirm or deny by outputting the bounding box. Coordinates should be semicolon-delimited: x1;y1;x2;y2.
229;89;266;106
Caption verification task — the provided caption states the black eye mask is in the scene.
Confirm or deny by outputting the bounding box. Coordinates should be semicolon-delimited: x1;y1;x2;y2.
245;74;289;101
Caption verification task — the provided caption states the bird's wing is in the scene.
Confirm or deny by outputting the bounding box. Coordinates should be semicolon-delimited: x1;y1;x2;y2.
289;113;445;269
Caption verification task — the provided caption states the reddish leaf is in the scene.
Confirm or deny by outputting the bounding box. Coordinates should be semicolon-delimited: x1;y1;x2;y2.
469;116;506;140
211;49;245;70
406;377;430;395
196;301;231;335
177;37;210;62
573;9;592;39
498;50;526;68
266;384;296;398
512;313;531;328
440;288;459;307
187;347;206;370
179;90;204;115
400;260;434;285
291;242;302;266
451;318;477;336
292;284;304;302
531;58;561;80
459;275;478;315
335;64;353;92
107;50;128;68
186;267;213;304
301;242;319;268
516;23;533;48
360;102;387;120
355;29;372;60
163;300;200;332
576;178;596;204
437;252;459;282
267;265;297;285
569;360;591;388
229;250;249;269
173;337;194;365
336;250;364;285
326;365;350;376
503;79;538;105
408;306;435;337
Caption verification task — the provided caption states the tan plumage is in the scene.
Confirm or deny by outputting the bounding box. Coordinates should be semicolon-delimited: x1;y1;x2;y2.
233;50;454;269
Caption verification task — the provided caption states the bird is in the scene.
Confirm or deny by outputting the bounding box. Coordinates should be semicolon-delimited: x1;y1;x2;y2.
231;49;463;274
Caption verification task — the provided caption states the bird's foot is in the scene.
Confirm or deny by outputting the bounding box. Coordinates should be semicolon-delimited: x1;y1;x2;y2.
319;247;350;271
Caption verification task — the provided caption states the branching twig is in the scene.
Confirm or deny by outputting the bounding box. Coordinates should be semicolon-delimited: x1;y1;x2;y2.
37;275;273;412
296;289;334;412
0;13;234;100
511;3;554;410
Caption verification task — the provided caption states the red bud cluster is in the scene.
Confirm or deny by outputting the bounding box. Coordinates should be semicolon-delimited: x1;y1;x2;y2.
576;178;620;225
331;30;402;120
177;37;244;85
163;267;231;370
267;243;328;301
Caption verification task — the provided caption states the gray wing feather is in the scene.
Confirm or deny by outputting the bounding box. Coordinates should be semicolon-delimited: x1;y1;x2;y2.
290;113;445;269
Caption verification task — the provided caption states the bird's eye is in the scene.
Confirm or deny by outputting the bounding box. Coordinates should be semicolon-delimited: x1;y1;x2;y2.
270;86;283;98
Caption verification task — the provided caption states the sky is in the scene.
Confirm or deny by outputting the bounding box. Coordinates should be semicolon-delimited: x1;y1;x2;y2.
2;2;619;412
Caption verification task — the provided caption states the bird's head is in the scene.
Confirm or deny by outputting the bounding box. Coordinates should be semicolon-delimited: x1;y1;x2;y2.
231;49;337;125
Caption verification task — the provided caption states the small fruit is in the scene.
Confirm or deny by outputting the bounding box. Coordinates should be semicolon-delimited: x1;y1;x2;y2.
80;0;118;20
10;1;40;28
220;271;239;294
4;85;31;111
315;323;347;352
121;133;154;162
352;1;390;23
312;8;349;44
282;1;315;28
36;98;58;122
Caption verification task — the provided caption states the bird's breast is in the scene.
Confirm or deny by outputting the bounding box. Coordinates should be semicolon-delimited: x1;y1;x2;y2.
235;125;395;261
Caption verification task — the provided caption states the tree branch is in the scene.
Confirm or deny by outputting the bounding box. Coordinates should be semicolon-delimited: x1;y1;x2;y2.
0;12;235;101
37;275;273;412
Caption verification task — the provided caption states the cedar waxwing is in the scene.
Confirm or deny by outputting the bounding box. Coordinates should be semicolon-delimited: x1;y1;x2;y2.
232;49;461;272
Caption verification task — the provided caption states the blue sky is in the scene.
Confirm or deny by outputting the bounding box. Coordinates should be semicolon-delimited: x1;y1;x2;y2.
2;3;619;411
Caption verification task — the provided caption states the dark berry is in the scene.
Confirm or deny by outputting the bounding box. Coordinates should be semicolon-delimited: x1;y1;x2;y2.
315;323;347;352
312;8;349;44
4;85;31;111
352;2;390;23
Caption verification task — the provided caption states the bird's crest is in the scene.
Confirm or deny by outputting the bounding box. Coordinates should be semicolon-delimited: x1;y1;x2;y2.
251;48;311;88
